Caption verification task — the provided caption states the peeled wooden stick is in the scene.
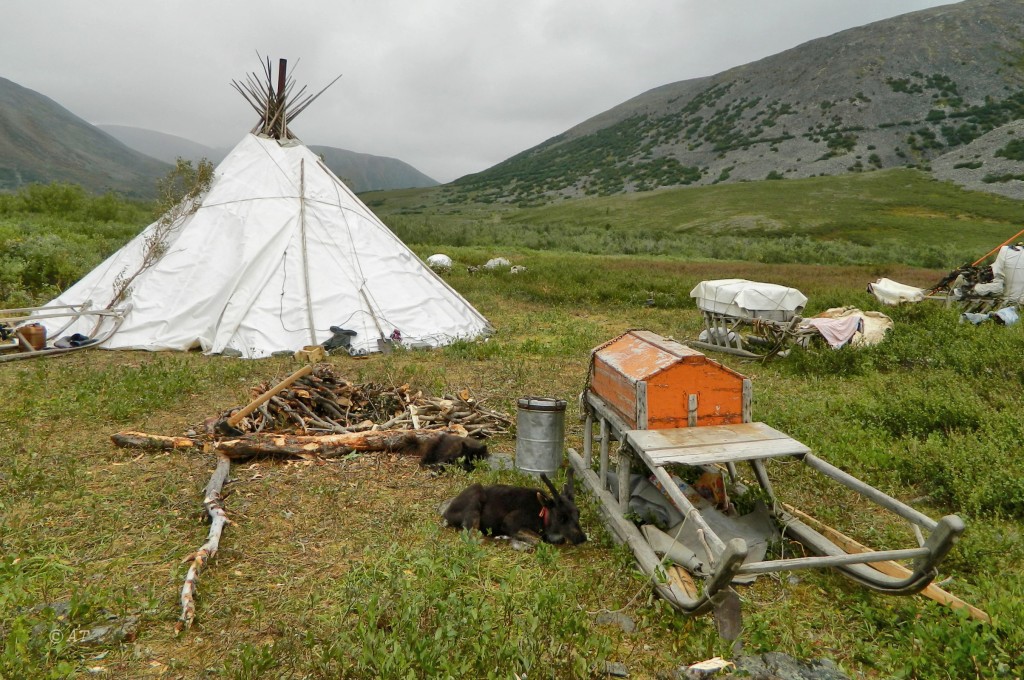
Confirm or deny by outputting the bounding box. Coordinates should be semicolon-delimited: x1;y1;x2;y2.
226;364;313;429
176;453;232;634
781;503;989;623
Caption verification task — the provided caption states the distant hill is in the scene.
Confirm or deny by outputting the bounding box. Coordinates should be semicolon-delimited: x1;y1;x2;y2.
97;125;228;166
99;124;438;193
453;0;1024;201
0;77;170;198
308;145;438;192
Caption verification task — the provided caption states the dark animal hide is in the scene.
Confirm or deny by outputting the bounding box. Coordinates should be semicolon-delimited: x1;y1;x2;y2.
415;433;489;471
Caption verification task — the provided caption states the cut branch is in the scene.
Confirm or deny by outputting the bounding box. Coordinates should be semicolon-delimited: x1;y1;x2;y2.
176;453;232;633
111;431;198;451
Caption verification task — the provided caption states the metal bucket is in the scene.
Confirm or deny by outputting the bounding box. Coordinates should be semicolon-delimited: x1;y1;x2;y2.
515;397;566;477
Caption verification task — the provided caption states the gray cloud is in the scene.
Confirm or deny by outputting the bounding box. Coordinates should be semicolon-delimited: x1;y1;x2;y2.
2;0;956;182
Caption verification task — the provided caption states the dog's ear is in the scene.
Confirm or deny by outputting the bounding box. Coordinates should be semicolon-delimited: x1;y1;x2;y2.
563;467;576;501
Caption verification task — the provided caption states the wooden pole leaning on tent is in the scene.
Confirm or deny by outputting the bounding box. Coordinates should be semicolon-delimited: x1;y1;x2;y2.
781;503;990;623
213;364;313;435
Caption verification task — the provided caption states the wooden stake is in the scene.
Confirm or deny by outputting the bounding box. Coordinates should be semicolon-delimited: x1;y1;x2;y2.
176;453;232;633
781;503;990;623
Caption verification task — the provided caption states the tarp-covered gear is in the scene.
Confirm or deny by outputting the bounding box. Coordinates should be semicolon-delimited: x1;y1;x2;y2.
992;245;1024;302
690;279;807;322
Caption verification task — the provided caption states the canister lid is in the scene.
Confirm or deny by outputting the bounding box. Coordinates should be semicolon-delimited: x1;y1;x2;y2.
517;396;567;411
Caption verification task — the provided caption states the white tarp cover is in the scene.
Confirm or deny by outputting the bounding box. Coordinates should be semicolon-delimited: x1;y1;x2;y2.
690;279;807;321
992;245;1024;302
867;277;927;306
39;134;491;358
426;254;452;270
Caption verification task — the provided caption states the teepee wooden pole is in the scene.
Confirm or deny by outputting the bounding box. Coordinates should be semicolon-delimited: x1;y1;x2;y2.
277;58;287;96
299;160;317;345
234;57;341;136
277;59;289;138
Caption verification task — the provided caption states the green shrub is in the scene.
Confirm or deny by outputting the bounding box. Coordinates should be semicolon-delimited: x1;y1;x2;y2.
16;183;87;216
848;587;1023;678
995;138;1024;161
851;380;983;440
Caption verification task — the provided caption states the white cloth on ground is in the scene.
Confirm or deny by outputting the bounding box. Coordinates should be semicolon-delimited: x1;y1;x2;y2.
867;278;926;305
800;306;893;348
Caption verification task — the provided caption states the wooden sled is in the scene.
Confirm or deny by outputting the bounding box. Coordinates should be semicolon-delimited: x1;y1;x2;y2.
689;310;815;359
688;280;812;359
574;331;964;616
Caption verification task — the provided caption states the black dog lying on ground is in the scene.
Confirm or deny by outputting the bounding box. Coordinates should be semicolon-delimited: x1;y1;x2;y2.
441;469;587;546
408;432;489;471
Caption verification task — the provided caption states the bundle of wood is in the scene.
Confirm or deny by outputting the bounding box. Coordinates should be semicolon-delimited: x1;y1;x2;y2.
229;365;511;438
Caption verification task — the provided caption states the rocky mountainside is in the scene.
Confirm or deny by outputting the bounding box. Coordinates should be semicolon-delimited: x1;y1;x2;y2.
930;120;1024;199
453;0;1024;201
99;125;438;193
0;77;169;198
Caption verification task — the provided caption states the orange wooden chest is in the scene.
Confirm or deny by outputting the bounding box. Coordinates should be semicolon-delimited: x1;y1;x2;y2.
588;330;750;429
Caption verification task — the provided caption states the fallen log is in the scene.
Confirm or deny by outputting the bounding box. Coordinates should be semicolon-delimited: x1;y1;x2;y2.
176;452;232;634
213;425;468;461
111;431;197;451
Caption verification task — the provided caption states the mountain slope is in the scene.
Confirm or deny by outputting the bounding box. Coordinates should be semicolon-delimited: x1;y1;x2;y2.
931;119;1024;199
308;145;438;192
97;125;228;166
453;0;1024;200
99;123;437;193
0;77;170;197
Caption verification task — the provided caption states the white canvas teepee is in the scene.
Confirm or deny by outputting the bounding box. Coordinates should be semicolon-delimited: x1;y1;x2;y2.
39;60;491;358
40;134;491;357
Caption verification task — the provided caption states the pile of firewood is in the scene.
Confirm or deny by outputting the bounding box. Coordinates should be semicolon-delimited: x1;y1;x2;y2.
225;365;511;438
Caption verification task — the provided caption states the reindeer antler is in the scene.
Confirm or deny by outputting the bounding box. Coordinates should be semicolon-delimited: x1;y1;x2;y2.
540;473;560;497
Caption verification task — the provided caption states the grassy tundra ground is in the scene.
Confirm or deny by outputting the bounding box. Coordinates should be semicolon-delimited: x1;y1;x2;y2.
1;174;1023;678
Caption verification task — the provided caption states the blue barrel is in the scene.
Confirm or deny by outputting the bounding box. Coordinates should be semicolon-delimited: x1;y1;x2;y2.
515;397;567;476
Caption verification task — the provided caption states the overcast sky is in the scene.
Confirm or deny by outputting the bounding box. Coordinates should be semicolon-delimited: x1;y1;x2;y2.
3;0;958;183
